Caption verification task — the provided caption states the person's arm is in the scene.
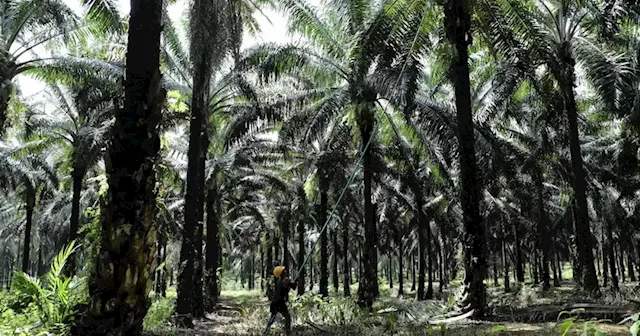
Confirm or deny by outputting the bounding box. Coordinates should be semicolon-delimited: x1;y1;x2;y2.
284;278;297;290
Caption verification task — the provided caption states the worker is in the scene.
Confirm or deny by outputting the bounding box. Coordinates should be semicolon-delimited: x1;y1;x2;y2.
264;266;297;336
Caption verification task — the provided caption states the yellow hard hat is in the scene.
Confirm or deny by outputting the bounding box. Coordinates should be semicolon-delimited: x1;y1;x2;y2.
273;266;285;277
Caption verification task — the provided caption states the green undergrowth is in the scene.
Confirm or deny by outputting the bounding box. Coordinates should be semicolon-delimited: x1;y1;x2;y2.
0;242;85;336
143;296;176;333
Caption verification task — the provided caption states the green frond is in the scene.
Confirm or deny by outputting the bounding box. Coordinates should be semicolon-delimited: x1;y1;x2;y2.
574;38;632;115
80;0;124;35
26;57;123;89
270;0;344;59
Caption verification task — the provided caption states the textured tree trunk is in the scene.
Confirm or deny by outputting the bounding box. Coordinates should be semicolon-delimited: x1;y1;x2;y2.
493;255;499;287
443;0;486;316
22;185;35;272
67;168;85;274
319;189;329;297
607;221;618;291
617;245;625;282
438;240;445;292
274;233;280;265
205;189;219;310
260;244;264;290
397;228;404;297
628;251;635;282
356;109;379;308
177;4;213;321
192;134;208;318
78;0;164;331
388;253;393;289
297;212;306;295
411;252;416;292
426;222;434;299
556;250;562;283
417;211;427;300
514;221;525;283
534;169;551;290
249;253;255;290
309;248;314;291
499;220;510;292
636;242;640;281
282;213;290;271
266;232;273;269
342;212;350;297
533;249;539;284
551;250;559;288
0;80;13;134
332;228;339;293
560;61;599;293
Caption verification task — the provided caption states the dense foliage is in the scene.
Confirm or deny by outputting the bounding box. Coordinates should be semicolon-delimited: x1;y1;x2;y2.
0;0;640;334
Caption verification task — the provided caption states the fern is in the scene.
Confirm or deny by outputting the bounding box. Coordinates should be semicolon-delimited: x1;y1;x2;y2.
10;241;81;331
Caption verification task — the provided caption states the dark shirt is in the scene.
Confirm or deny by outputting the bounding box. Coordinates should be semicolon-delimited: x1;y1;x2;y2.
272;277;297;305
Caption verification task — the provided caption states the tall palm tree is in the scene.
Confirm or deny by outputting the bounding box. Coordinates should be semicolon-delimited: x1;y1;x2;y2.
77;0;165;333
172;0;255;320
0;140;58;272
241;0;436;306
477;0;635;293
28;85;112;273
439;0;486;315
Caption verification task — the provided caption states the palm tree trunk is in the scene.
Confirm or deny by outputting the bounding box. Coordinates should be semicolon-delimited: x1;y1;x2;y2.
282;213;290;271
356;112;378;308
534;169;551;290
411;251;416;292
319;189;329;297
0;81;12;134
426;222;434;299
396;228;404;297
607;221;618;291
617;245;625;282
443;0;486;316
552;238;560;287
388;253;393;288
628;250;635;282
493;254;499;287
266;232;273;294
297;214;306;295
67;168;84;274
78;0;164;331
417;210;427;300
205;188;219;310
514;220;525;283
260;244;264;290
342;212;350;297
192;134;208;318
560;62;599;293
309;248;314;291
22;185;35;272
438;239;445;292
176;121;203;325
159;236;167;297
332;228;339;293
274;233;280;264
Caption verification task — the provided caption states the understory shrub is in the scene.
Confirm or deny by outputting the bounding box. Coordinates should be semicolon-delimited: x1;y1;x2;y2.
143;296;176;332
2;241;83;335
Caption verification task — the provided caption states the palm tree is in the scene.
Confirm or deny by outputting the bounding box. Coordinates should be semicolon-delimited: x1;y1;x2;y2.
477;0;636;293
28;85;112;273
78;0;165;333
436;0;485;315
0;0;79;133
0;140;58;272
242;0;436;306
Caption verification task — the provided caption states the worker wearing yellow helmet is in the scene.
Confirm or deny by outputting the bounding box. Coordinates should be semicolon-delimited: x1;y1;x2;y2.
264;266;297;335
